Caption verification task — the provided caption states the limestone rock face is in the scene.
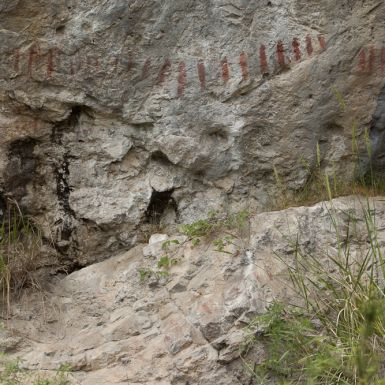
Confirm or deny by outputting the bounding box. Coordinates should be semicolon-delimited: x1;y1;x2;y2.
1;0;385;260
5;196;385;384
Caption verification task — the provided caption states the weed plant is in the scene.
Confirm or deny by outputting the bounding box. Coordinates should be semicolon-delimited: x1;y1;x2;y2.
0;355;71;385
178;210;249;254
243;197;385;384
0;199;43;314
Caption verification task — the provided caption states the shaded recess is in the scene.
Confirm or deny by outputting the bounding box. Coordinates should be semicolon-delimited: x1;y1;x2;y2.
145;189;176;224
363;86;385;180
150;150;173;165
4;137;39;204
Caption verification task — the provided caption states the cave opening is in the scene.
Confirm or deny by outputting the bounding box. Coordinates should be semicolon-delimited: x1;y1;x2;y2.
144;189;177;225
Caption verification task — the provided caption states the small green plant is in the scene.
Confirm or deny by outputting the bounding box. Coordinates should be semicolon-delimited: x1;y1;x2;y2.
138;266;170;282
178;211;249;253
157;255;178;269
32;363;72;385
138;267;154;281
191;238;201;247
179;219;214;238
213;236;236;254
0;356;22;385
161;239;180;250
0;346;72;384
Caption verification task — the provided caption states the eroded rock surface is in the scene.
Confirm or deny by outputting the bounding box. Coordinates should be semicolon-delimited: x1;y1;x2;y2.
3;197;385;384
1;1;385;261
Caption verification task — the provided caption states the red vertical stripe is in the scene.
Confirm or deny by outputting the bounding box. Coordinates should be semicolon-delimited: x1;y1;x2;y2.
221;57;230;83
276;40;285;68
358;49;366;73
177;61;186;97
259;44;269;74
239;52;249;80
157;59;171;85
197;60;206;91
28;44;37;77
306;35;313;56
368;46;376;73
318;35;326;51
292;38;301;61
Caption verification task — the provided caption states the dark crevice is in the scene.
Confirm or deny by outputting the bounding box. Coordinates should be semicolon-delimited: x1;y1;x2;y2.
55;154;75;218
361;86;385;179
144;189;176;224
51;105;92;144
4;137;39;204
0;193;6;220
150;150;173;165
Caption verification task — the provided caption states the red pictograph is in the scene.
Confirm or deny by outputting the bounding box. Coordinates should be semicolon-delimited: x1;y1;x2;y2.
177;61;186;97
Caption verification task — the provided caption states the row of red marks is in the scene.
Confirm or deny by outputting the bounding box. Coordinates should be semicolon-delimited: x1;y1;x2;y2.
12;35;326;97
357;47;385;73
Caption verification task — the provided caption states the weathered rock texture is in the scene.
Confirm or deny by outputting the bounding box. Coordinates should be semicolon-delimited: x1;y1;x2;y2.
2;196;385;384
1;0;385;261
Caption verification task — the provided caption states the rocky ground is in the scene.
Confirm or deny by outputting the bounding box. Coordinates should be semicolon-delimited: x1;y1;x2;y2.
2;196;384;384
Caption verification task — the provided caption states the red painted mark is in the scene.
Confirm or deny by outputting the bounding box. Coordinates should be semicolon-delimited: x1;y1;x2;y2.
47;48;55;78
239;52;249;80
306;35;313;56
259;44;269;74
177;61;186;98
13;49;20;72
197;60;206;91
318;35;327;51
127;56;134;72
221;57;230;83
95;56;100;72
358;49;366;73
157;58;171;85
141;58;151;80
381;48;385;73
292;38;301;61
368;46;376;73
276;40;286;68
28;44;38;77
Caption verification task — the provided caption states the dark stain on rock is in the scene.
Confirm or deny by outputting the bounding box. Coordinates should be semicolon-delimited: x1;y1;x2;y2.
51;105;90;242
4;137;39;204
361;86;385;180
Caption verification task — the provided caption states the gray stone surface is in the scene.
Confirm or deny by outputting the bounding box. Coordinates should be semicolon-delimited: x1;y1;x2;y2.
4;196;385;384
1;1;385;261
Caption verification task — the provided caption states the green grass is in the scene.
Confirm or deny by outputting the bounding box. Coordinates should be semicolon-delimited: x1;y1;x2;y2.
178;210;249;254
272;87;385;211
0;356;72;385
243;199;385;384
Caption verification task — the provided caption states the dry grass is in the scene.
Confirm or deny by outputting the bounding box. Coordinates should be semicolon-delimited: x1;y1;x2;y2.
0;199;44;315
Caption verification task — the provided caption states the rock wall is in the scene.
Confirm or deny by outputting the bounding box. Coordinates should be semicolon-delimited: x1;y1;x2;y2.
1;0;385;262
